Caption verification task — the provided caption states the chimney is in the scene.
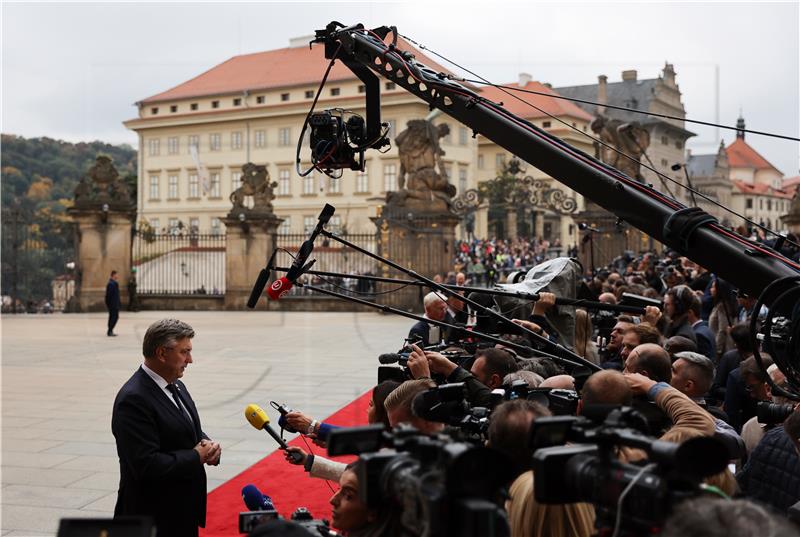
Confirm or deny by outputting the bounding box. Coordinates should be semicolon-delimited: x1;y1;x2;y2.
518;72;532;87
597;75;607;114
543;82;552;89
289;35;315;48
622;69;637;82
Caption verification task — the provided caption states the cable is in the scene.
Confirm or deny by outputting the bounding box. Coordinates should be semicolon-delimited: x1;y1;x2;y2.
299;434;336;494
295;42;342;178
611;463;656;537
394;32;800;259
462;79;800;143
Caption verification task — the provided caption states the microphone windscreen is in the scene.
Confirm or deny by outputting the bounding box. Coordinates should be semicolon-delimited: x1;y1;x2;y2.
242;484;276;511
247;269;270;309
378;353;401;364
245;404;270;430
266;277;293;301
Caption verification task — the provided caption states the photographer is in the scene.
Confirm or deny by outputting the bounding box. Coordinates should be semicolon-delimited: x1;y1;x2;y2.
599;316;635;370
407;344;518;407
383;379;443;433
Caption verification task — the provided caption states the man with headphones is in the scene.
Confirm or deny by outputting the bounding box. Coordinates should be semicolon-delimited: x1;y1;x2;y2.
664;285;698;345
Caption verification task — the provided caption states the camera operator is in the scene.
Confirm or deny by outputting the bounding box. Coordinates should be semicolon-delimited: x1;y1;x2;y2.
503;370;544;389
383;379;444;434
488;399;552;480
738;404;800;515
740;360;788;455
407;344;518;407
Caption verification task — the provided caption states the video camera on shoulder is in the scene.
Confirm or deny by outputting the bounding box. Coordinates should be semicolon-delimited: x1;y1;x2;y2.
530;407;728;534
326;424;512;537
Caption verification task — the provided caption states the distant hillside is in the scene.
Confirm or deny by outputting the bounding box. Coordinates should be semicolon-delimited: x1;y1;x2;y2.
1;134;138;303
1;134;137;208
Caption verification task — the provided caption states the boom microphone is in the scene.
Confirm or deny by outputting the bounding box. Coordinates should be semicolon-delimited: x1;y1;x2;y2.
268;204;335;301
242;484;276;511
247;249;279;309
245;404;304;463
378;353;410;367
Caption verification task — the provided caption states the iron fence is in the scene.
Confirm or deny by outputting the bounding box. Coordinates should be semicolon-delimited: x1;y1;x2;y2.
275;232;379;298
133;230;226;295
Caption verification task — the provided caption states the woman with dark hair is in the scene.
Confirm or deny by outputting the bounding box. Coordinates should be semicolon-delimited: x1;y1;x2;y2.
330;461;400;536
709;277;737;360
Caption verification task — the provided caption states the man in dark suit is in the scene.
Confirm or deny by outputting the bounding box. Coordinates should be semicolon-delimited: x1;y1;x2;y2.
687;295;716;360
112;319;220;537
408;291;449;346
105;270;121;336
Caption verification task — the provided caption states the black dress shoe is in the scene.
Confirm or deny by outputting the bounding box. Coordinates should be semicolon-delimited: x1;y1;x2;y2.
107;332;118;337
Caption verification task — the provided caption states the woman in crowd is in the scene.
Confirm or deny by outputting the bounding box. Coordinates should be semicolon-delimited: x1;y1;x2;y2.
506;470;595;537
573;309;599;364
329;461;400;536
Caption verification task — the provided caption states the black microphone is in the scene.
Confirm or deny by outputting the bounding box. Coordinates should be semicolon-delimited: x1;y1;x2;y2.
378;353;410;365
247;249;279;309
268;204;335;301
242;484;276;511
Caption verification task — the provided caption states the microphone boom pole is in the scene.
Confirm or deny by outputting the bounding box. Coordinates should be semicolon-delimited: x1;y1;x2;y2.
272;265;648;315
296;281;591;370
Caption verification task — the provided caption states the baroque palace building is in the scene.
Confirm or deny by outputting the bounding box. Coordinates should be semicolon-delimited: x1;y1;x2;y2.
125;37;666;245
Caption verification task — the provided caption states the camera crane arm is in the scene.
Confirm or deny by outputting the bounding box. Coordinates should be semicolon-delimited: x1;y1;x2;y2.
313;22;800;395
313;22;799;298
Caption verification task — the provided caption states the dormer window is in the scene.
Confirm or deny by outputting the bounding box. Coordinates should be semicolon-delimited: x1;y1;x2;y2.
170;105;177;113
211;100;220;109
190;103;198;110
281;93;290;101
233;98;242;106
256;96;265;104
151;107;159;115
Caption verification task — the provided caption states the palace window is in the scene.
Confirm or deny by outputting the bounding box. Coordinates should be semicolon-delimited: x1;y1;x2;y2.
279;128;291;146
167;137;179;155
231;131;242;150
210;133;221;151
168;174;179;199
148;139;160;156
383;164;397;192
254;130;266;148
256;95;265;104
278;169;291;196
209;172;221;198
188;173;200;199
303;170;315;195
231;171;242;192
188;135;199;153
149;175;160;200
356;168;369;193
278;217;291;235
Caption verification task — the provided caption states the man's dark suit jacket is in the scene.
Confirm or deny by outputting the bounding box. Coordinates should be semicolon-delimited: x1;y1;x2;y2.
106;278;121;311
692;320;716;360
112;367;208;537
408;313;457;346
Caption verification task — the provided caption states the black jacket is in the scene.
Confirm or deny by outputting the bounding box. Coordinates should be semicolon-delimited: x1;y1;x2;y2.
112;367;208;537
738;426;800;514
106;278;121;310
692;320;716;360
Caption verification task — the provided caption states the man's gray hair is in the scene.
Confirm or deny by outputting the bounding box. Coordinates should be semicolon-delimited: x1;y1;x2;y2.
503;370;544;388
423;291;446;308
674;351;715;392
143;319;195;358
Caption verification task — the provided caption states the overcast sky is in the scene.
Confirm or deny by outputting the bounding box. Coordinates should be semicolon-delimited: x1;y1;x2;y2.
3;1;798;176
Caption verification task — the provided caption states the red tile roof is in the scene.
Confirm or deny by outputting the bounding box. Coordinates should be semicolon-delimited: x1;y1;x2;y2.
726;138;781;173
732;179;794;199
141;37;463;104
478;81;593;122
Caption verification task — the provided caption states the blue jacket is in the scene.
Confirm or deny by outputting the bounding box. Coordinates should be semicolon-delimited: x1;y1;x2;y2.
106;278;121;310
692;320;716;360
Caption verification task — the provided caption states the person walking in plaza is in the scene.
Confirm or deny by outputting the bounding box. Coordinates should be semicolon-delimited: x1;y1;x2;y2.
105;270;121;336
112;319;221;537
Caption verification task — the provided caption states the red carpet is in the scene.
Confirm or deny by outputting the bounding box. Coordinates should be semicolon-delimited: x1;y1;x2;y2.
201;391;371;536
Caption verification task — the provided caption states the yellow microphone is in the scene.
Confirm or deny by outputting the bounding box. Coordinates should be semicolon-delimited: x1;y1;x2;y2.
245;404;303;463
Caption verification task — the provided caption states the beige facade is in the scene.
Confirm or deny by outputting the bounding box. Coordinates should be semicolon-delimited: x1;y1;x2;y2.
125;43;673;248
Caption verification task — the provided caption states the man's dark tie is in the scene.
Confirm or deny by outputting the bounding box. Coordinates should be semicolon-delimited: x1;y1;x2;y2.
166;384;194;427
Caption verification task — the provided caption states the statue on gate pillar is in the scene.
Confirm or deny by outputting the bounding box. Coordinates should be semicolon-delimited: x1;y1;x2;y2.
387;119;456;212
229;162;276;215
590;115;651;181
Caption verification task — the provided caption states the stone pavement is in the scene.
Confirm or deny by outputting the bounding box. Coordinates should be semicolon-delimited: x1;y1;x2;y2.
1;310;410;536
